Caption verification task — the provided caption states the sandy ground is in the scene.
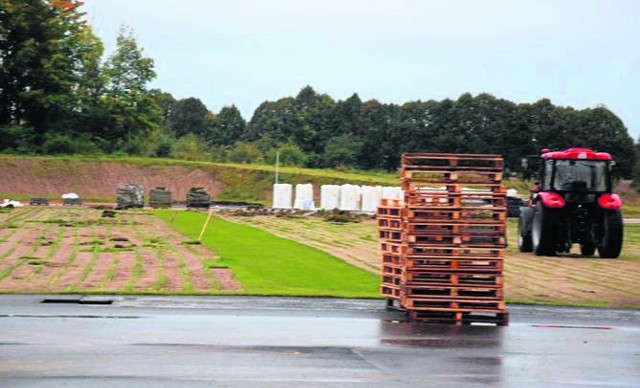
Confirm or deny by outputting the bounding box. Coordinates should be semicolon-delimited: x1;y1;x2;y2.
0;207;240;293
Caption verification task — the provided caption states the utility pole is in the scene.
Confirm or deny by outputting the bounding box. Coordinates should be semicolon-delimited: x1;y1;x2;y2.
275;150;280;184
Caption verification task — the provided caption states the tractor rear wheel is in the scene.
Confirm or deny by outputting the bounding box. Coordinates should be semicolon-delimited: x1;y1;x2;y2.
597;210;623;258
518;212;533;252
532;202;558;256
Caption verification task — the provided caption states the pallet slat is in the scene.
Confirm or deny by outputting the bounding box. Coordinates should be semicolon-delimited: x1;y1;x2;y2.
405;257;503;272
404;272;503;286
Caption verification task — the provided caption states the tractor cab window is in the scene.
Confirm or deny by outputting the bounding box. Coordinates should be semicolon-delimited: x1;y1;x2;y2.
552;160;608;192
542;160;554;191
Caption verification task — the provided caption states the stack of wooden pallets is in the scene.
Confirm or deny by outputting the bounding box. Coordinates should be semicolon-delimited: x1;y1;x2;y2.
378;153;508;325
378;198;405;301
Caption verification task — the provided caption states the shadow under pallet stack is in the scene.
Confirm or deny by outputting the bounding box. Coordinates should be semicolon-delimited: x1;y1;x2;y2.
378;153;508;326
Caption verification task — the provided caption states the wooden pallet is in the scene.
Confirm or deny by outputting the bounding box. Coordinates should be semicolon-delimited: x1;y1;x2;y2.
381;253;404;267
404;192;507;208
405;245;505;259
380;198;405;207
405;222;506;236
402;153;503;171
380;242;404;255
403;182;506;194
406;234;506;246
381;285;401;299
405;257;503;272
377;218;403;230
402;284;504;300
377;206;404;218
382;275;402;288
379;230;403;242
382;265;403;277
403;272;503;286
401;298;506;311
401;170;503;183
405;208;507;223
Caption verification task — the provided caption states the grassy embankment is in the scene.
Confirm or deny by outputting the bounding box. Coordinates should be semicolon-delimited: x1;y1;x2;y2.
1;154;606;207
0;154;397;204
155;210;380;297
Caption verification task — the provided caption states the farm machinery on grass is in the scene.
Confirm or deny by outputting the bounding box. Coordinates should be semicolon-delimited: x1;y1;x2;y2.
518;148;623;258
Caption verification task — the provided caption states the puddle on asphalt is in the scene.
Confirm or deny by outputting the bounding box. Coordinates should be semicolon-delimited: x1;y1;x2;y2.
382;338;497;348
379;319;504;348
0;314;139;319
41;298;114;305
533;324;613;330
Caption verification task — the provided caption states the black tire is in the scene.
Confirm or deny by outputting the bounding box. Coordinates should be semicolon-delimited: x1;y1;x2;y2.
597;210;623;259
531;202;558;256
580;242;596;256
518;213;533;252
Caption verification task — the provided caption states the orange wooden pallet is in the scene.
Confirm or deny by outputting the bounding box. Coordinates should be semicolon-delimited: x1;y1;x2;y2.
403;271;503;286
405;208;507;223
381;253;404;268
404;192;507;208
405;257;503;272
379;230;403;243
377;218;402;230
402;284;504;300
401;298;506;311
401;170;503;183
402;153;503;171
405;222;506;236
406;234;506;246
380;241;404;255
405;245;505;259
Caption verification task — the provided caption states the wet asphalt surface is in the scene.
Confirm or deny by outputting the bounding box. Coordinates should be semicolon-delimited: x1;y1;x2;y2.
0;295;639;387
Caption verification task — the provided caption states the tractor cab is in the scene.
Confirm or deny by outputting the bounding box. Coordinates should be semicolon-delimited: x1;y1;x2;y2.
518;148;623;258
538;148;612;193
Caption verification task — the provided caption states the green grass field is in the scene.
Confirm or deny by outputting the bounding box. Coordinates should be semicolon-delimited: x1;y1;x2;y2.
155;210;380;297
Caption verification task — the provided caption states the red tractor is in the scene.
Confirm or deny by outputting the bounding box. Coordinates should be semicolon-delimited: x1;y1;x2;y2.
518;148;623;258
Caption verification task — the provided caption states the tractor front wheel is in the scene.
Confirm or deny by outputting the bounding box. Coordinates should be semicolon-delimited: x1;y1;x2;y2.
532;202;558;256
597;210;623;258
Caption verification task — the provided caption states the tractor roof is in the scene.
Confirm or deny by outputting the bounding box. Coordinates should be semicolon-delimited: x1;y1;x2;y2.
541;147;612;161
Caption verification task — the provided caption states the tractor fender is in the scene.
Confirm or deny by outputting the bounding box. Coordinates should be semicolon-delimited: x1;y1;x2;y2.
518;206;534;236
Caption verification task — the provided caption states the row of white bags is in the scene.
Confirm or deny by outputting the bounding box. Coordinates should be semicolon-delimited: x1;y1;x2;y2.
273;184;403;212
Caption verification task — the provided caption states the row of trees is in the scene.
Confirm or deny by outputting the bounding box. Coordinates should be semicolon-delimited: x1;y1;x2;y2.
0;0;160;155
157;87;635;178
1;1;636;178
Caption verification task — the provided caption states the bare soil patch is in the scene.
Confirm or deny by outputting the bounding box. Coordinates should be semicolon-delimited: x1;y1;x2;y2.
0;159;223;202
0;207;239;293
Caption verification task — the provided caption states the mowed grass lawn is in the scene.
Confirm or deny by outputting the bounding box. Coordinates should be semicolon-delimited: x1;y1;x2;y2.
155;210;380;297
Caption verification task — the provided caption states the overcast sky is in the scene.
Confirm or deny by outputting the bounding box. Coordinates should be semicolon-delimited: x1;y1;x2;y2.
84;0;640;140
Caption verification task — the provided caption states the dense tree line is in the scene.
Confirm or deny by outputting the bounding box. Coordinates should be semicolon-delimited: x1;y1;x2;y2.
159;86;635;178
0;0;160;155
1;1;636;179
